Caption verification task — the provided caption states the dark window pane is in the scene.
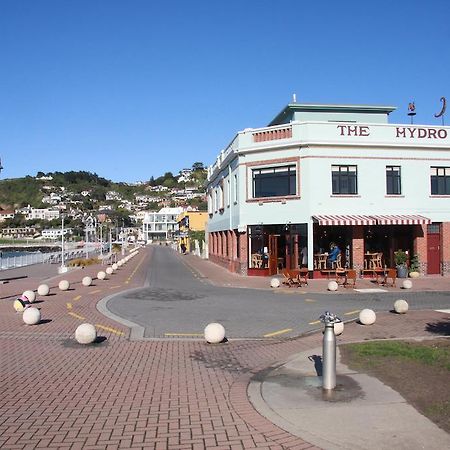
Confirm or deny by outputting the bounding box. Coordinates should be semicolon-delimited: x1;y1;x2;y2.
253;166;296;198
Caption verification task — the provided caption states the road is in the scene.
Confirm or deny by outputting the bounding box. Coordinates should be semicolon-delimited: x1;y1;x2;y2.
105;246;450;339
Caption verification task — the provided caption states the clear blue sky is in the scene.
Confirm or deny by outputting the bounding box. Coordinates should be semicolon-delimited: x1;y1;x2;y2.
1;0;449;182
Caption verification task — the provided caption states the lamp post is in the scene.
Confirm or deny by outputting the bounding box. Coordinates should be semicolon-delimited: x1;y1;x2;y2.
59;214;68;273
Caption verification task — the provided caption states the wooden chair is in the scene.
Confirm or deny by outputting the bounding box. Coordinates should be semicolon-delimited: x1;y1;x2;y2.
344;269;357;288
281;269;299;287
385;268;397;287
331;254;342;269
298;268;309;286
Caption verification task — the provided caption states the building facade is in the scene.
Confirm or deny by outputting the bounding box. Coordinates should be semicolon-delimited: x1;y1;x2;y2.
206;102;450;277
142;207;184;242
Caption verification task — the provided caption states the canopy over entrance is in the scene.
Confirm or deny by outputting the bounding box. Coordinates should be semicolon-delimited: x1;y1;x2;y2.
313;214;431;226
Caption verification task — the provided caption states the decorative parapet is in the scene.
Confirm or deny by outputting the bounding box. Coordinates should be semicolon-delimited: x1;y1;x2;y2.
253;126;292;142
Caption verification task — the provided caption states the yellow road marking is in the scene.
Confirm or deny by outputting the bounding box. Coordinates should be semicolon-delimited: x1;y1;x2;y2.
73;295;81;301
304;298;316;302
125;280;129;284
66;303;72;310
109;285;122;289
309;320;321;325
68;312;85;320
164;333;203;337
95;324;125;336
344;310;361;316
263;328;292;338
90;289;102;294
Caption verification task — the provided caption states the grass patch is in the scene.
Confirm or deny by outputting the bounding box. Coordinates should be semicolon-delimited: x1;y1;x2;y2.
348;340;450;371
340;339;450;433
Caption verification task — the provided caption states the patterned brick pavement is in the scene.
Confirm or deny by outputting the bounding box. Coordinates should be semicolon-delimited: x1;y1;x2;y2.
0;247;448;449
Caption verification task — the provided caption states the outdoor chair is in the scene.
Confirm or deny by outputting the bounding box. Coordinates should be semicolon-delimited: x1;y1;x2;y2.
281;269;299;288
385;268;397;287
344;269;357;288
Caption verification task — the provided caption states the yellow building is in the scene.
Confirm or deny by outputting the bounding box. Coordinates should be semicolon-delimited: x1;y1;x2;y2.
177;211;208;252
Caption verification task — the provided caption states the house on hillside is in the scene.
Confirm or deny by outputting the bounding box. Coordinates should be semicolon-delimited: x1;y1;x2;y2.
207;101;450;277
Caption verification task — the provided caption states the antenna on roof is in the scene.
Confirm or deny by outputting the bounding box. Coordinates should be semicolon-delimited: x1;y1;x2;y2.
292;93;297;103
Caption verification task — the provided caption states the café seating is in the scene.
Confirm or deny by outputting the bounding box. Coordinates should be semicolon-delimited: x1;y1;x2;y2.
331;254;342;269
251;253;263;268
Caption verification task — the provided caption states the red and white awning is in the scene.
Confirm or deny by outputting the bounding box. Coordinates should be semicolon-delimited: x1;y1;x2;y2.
370;214;431;225
312;215;377;226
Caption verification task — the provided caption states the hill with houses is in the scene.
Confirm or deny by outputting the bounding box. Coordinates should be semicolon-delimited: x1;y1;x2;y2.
0;163;207;240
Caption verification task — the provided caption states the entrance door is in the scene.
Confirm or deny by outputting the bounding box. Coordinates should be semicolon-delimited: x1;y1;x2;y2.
268;235;278;276
427;225;441;274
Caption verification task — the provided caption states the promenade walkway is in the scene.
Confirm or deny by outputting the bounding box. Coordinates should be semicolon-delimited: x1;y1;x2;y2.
0;247;448;449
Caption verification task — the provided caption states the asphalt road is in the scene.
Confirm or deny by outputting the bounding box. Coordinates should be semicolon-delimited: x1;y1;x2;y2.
105;246;450;339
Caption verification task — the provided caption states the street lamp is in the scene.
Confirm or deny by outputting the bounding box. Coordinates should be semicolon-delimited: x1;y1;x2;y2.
59;214;68;273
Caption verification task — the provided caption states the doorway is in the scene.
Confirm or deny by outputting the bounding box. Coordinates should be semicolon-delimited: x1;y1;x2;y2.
427;224;441;274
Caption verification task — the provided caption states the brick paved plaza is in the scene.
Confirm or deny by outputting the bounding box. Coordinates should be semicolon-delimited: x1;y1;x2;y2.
0;247;449;449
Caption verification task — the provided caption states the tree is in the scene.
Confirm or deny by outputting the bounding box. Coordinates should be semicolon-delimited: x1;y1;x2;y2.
192;162;204;171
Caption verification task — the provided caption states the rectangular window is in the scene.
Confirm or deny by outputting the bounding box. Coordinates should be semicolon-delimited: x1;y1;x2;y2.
431;167;450;195
332;165;357;195
252;165;296;198
386;166;401;195
226;178;230;207
233;174;238;203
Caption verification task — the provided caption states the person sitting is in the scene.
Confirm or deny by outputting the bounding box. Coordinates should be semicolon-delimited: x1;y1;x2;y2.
327;243;341;268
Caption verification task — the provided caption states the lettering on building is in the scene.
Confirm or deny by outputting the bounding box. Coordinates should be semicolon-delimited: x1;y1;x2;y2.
395;127;447;139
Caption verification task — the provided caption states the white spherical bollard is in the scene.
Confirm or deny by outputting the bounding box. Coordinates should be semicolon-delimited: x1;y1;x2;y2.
402;279;413;289
270;278;280;288
97;271;106;280
37;284;50;296
112;263;118;271
23;307;41;325
394;299;409;314
359;309;376;325
82;276;92;286
75;323;97;344
106;267;113;275
23;290;36;303
328;280;338;291
204;323;226;344
59;280;70;291
334;321;344;336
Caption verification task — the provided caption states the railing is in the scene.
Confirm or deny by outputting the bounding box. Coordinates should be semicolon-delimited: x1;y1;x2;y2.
0;247;103;271
252;126;292;142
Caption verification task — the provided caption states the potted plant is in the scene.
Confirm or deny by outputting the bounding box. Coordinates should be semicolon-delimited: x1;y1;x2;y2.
394;250;408;278
409;254;420;278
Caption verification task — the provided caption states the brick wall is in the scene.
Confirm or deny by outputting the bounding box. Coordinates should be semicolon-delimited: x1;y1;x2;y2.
351;226;364;273
442;222;450;275
413;225;427;274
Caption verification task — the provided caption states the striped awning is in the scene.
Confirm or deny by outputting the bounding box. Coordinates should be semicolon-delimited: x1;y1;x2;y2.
370;214;431;225
312;214;377;226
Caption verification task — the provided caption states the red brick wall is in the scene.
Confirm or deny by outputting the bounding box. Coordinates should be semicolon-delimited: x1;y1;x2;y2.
413;224;427;273
351;226;364;273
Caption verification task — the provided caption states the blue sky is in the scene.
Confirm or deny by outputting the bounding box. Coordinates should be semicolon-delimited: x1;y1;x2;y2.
1;0;449;182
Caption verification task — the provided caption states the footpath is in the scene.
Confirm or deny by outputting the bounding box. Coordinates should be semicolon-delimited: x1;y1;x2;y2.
0;247;448;449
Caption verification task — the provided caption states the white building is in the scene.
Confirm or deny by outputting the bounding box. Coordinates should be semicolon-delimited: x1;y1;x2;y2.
142;207;184;242
207;102;450;277
41;228;72;239
27;208;60;221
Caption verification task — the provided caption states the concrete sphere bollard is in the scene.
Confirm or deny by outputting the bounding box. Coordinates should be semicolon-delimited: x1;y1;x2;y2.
328;280;338;291
112;263;118;271
23;307;41;325
97;271;106;280
394;299;409;314
82;276;92;286
359;309;376;325
106;267;113;275
204;323;226;344
270;278;280;288
117;261;123;267
409;271;420;279
59;280;70;291
402;279;413;289
37;284;50;296
75;323;97;344
23;290;36;303
334;321;344;336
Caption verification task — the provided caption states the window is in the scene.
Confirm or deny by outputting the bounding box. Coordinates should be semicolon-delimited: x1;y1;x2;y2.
431;167;450;195
218;183;224;210
252;165;296;198
226;178;230;207
233;174;238;203
332;165;357;195
386;166;401;195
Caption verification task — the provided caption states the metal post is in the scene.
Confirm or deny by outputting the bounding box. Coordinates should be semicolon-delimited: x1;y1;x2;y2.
320;311;340;390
